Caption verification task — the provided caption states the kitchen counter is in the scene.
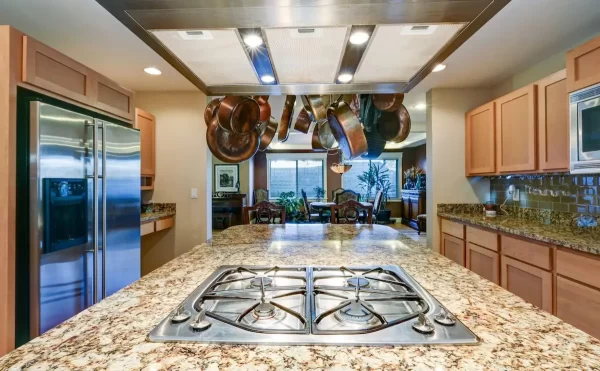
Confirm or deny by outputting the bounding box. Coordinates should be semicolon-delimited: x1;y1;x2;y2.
1;224;599;370
438;211;600;256
141;202;176;223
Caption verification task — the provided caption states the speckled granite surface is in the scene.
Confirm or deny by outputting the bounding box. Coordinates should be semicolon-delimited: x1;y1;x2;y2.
1;225;599;370
438;204;600;255
141;203;176;223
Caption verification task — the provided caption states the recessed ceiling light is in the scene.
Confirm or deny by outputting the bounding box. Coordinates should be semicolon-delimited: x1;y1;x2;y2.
144;67;162;75
261;75;275;83
413;103;427;110
243;34;263;48
349;31;370;45
432;64;446;72
338;73;353;83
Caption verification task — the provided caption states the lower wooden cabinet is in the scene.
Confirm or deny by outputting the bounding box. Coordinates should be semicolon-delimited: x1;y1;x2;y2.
400;190;425;230
466;242;499;284
556;276;600;339
501;255;552;312
442;233;465;266
141;216;174;236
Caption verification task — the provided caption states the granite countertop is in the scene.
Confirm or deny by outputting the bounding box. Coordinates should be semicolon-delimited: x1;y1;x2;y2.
438;211;600;256
141;203;176;223
1;224;599;370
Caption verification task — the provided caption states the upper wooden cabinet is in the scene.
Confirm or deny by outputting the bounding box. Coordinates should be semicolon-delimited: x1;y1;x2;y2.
537;70;569;172
22;35;134;121
465;102;495;175
134;108;156;188
566;35;600;93
495;84;537;173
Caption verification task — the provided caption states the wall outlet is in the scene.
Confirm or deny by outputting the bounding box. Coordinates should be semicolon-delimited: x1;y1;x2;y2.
191;188;198;199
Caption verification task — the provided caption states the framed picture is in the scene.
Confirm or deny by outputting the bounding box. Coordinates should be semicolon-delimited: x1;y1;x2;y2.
214;164;239;193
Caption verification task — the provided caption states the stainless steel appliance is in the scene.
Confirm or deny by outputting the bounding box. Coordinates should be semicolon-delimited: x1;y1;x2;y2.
570;82;600;173
27;100;141;338
148;265;479;345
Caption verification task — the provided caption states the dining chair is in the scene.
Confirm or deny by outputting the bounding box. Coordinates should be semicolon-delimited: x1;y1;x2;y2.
243;201;286;224
335;189;360;204
253;188;269;205
301;189;321;223
330;200;373;224
371;190;384;224
331;188;345;202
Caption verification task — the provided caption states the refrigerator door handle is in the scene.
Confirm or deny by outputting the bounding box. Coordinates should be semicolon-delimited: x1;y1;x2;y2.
92;119;99;304
101;122;107;299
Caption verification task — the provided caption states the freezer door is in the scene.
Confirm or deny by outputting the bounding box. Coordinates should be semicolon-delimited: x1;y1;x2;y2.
101;121;141;297
30;102;97;336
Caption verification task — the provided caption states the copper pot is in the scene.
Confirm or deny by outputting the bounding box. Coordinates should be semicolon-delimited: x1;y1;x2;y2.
327;102;367;159
294;107;312;134
204;98;221;125
206;114;259;163
301;95;330;122
253;96;272;122
372;93;404;112
259;118;278;151
317;121;338;150
311;124;325;151
252;95;270;105
278;95;296;141
217;96;260;135
377;104;411;143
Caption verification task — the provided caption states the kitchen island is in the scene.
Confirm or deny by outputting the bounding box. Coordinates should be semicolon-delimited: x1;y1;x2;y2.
1;225;599;370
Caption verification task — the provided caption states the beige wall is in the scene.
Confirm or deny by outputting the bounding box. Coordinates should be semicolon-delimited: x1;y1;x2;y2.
426;88;492;252
136;91;211;275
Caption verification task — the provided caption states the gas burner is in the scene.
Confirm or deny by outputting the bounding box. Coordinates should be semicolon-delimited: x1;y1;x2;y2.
250;276;273;287
347;276;369;287
252;302;277;320
334;299;375;324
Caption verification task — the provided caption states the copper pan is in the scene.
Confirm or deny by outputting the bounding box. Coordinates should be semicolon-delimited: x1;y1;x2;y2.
294;107;312;134
204;98;221;125
217;96;260;135
327;102;367;159
207;114;259;163
252;95;270;105
317;121;338;150
278;95;296;141
301;95;330;122
311;124;325;151
253;96;272;122
259;118;278;151
372;94;405;112
377;104;411;143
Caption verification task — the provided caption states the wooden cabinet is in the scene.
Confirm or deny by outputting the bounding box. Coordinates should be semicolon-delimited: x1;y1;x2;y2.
501;255;552;312
495;84;537;173
556;276;600;339
566;35;600;93
466;242;499;284
400;190;425;230
95;74;134;120
442;233;465;266
537;70;569;171
466;226;498;252
465;102;495;175
441;218;464;239
141;216;174;236
135;108;156;190
501;235;552;271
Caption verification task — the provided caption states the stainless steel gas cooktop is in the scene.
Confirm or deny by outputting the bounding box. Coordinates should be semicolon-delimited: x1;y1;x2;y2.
148;265;479;346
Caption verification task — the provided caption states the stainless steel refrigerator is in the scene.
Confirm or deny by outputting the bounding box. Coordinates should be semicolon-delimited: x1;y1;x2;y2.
24;99;141;339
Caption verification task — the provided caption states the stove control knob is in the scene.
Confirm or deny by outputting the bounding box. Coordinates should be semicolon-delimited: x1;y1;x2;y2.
412;313;435;334
171;304;191;323
190;310;212;332
434;308;456;326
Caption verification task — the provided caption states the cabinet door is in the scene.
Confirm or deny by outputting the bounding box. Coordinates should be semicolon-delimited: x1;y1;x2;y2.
501;256;552;312
94;74;135;121
442;233;465;266
495;85;537;173
135;108;156;177
401;197;410;220
556;276;600;339
566;35;600;92
466;243;499;284
410;198;419;221
465;102;495;175
537;70;569;171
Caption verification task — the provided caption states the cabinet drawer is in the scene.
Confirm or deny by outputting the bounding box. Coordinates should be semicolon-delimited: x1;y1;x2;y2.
501;235;552;270
466;226;498;252
501;256;552;312
442;233;465;266
467;242;499;284
557;276;600;339
155;217;174;232
441;219;464;239
557;249;600;290
141;222;154;236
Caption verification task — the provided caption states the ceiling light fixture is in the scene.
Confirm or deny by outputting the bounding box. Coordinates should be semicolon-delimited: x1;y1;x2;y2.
432;64;446;72
261;75;275;83
337;73;353;83
349;31;370;45
144;67;162;75
243;34;263;48
413;103;427;110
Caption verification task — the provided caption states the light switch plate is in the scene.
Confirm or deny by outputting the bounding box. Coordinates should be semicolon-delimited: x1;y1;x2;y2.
191;188;198;199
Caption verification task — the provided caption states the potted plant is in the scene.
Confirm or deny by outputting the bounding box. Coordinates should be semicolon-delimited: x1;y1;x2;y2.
358;163;393;223
313;186;325;202
275;191;302;222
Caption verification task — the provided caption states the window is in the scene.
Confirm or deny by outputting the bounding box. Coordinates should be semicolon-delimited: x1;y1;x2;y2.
342;156;401;200
267;154;326;198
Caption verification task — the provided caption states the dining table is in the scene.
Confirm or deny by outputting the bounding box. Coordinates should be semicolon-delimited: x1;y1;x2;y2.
310;201;373;223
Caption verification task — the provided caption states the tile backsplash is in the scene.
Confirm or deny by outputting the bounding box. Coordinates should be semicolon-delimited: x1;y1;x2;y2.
490;174;600;215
